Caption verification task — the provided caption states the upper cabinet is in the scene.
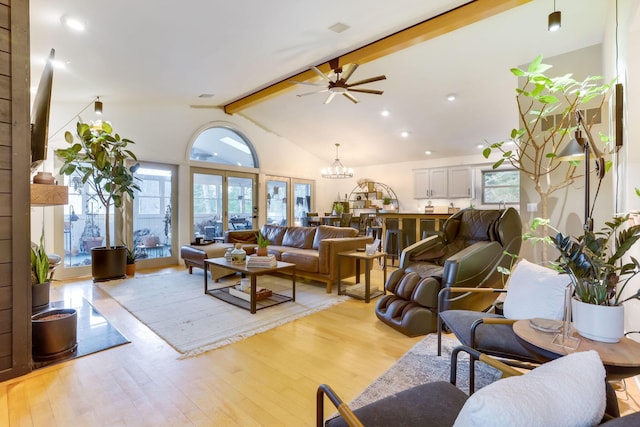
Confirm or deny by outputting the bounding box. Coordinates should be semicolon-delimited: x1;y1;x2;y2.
448;167;473;198
413;166;472;199
414;168;447;199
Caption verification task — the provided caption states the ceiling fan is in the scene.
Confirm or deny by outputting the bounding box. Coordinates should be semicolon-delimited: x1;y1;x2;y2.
294;58;386;104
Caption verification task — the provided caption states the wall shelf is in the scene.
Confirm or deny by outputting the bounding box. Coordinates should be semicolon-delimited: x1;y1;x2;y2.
30;184;68;206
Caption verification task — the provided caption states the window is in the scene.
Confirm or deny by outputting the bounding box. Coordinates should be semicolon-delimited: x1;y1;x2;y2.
482;169;519;204
190;126;258;168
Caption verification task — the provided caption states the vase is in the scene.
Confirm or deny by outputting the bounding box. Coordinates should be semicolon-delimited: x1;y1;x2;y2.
32;308;78;362
32;281;51;313
231;244;246;264
126;263;136;277
256;247;268;256
571;298;625;343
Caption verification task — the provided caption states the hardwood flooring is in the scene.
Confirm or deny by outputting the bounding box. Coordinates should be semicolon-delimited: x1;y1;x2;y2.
1;265;639;426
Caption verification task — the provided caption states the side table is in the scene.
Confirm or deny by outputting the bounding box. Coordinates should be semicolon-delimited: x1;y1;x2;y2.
513;319;640;380
337;250;386;303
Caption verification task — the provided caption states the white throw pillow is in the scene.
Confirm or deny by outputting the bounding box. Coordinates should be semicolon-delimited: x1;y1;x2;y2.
502;258;569;320
453;350;606;427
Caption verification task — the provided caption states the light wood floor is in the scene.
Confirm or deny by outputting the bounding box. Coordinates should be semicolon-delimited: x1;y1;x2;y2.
2;265;639;426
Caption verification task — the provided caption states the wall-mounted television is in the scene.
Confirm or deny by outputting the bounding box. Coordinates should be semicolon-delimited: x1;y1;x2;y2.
30;48;55;173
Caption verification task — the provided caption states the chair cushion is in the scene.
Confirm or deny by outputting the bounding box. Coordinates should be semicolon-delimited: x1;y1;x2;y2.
440;310;544;363
260;224;286;246
454;350;606;427
503;259;570;320
327;381;468;427
311;225;358;249
282;226;316;249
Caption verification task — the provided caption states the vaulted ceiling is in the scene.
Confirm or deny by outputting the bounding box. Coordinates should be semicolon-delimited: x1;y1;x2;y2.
29;0;610;166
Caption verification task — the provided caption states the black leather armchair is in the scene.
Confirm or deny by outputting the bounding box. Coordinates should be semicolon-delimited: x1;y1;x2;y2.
375;208;522;336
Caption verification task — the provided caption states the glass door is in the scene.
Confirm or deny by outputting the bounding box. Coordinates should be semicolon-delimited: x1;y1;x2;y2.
293;179;314;226
131;163;177;266
191;168;256;241
266;178;288;226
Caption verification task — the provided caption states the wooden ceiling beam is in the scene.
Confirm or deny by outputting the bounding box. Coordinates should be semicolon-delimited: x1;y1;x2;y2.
223;0;532;115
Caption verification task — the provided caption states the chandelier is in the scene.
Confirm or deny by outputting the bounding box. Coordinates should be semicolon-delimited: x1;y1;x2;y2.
321;143;354;179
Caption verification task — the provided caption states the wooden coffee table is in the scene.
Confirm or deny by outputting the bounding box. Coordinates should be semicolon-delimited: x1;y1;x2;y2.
513;319;640;380
204;257;296;314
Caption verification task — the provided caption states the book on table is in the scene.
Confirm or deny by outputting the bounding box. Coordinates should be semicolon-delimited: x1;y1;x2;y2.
246;254;277;268
228;285;272;301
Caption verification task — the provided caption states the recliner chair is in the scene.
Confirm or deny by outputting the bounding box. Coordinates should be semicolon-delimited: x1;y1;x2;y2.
375;208;522;336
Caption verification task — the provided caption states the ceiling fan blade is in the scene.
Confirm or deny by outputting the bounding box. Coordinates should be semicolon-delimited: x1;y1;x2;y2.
343;92;359;104
348;88;384;95
297;89;328;97
347;75;387;87
312;66;332;82
324;92;337;104
290;80;325;86
338;63;358;84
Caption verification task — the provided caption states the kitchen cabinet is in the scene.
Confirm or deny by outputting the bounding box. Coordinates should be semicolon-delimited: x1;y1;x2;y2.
448;167;473;198
413;168;447;199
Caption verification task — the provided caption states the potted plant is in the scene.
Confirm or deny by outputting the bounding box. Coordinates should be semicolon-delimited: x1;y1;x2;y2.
382;197;395;211
256;231;271;256
30;231;78;361
31;231;53;313
125;246;142;277
528;215;640;342
56;121;140;281
483;55;614;262
332;202;344;216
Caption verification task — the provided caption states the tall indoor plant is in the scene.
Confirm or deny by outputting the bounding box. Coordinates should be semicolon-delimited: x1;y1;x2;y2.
483;55;614;261
56;121;140;281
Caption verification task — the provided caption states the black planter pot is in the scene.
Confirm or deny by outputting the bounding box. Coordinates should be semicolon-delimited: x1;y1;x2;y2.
91;246;127;282
32;308;78;362
32;281;51;313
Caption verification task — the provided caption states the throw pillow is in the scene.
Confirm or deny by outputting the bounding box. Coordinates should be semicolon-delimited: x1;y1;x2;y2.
453;350;606;427
502;259;570;320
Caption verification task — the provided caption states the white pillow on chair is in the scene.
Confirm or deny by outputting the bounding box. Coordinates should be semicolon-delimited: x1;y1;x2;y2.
454;350;606;427
502;258;569;320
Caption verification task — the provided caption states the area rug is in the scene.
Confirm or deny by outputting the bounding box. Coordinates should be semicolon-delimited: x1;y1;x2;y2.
34;298;130;370
349;334;503;410
96;270;348;358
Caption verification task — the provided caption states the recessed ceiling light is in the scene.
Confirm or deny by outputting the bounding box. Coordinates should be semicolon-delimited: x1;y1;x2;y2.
381;110;390;117
425;150;432;155
198;93;215;98
477;144;485;149
400;131;410;138
60;15;86;32
447;94;456;101
328;22;350;33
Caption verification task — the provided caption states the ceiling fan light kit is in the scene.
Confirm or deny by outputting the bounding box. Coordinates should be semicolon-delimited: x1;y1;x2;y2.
321;143;353;179
295;59;386;104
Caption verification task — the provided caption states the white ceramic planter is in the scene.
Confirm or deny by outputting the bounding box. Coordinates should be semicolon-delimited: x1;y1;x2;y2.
571;298;625;343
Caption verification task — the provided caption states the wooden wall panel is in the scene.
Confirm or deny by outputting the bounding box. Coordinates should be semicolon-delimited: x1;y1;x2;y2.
0;0;32;380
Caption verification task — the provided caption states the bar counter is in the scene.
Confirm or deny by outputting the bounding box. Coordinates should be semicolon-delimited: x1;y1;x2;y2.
378;212;453;247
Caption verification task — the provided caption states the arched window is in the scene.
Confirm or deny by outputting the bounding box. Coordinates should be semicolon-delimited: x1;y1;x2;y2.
189;126;258;168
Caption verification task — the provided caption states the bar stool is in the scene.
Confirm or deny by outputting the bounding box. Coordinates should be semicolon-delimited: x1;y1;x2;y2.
384;218;402;266
420;218;437;239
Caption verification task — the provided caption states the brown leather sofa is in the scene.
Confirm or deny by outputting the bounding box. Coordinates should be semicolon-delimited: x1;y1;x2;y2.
181;224;372;293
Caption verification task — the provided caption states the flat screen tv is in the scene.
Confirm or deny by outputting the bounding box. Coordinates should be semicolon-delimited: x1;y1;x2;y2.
30;48;55;173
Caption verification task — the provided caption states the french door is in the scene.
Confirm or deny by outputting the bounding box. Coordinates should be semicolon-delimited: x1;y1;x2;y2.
191;168;257;241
